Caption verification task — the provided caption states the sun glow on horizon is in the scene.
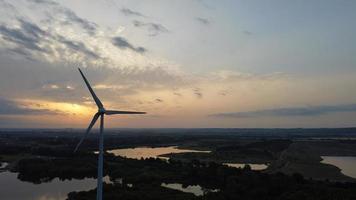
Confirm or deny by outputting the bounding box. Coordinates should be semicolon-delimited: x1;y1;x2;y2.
20;99;96;117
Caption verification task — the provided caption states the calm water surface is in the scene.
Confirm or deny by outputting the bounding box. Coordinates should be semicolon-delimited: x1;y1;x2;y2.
224;163;268;170
0;162;111;200
108;146;210;159
0;162;8;169
0;172;96;200
321;156;356;178
161;183;219;196
109;147;268;171
0;146;272;199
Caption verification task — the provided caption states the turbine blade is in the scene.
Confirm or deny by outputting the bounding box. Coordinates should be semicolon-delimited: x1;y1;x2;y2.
74;113;100;152
78;68;104;109
105;110;146;115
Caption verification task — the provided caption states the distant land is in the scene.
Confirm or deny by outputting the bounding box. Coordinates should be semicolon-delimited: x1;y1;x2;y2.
1;127;356;138
2;127;356;199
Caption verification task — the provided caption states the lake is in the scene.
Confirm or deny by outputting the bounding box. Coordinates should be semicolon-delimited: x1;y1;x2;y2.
108;146;268;170
161;183;219;196
223;163;268;170
0;162;112;200
321;156;356;178
0;147;271;199
0;172;96;200
0;162;8;169
107;146;210;159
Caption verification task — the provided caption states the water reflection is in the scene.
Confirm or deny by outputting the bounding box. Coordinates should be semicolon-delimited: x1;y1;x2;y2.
108;146;210;159
0;162;8;170
321;156;356;178
224;163;268;170
0;170;111;200
161;183;218;196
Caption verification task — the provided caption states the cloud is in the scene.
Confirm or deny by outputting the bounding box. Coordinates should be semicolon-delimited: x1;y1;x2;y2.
28;0;97;35
111;36;147;53
0;1;168;68
18;18;46;39
209;70;286;82
155;98;163;103
218;90;228;96
28;0;58;6
0;55;186;106
0;17;101;61
59;8;97;35
243;30;252;35
194;0;214;10
193;88;203;98
0;0;16;11
133;20;169;36
0;97;57;115
196;17;210;25
173;92;182;96
121;8;145;17
210;104;356;118
0;20;46;52
42;84;60;89
7;47;32;58
56;35;100;59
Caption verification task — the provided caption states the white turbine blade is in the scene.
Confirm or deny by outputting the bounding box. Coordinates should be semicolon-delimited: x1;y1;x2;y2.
74;113;100;152
78;68;104;109
105;110;146;115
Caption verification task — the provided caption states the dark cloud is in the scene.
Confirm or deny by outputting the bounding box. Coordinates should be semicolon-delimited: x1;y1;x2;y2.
18;18;46;39
0;0;16;11
196;17;210;25
7;48;30;56
155;98;163;103
60;8;97;35
111;36;146;53
57;36;100;59
173;92;182;96
133;20;169;36
218;90;228;96
28;0;58;6
121;8;145;17
6;47;36;61
0;115;41;127
193;88;203;98
0;97;57;115
0;20;47;52
0;18;99;59
28;0;97;35
194;0;214;10
243;31;252;35
210;104;356;118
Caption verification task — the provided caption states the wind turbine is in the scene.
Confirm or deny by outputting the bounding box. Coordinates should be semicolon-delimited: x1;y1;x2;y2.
74;68;146;200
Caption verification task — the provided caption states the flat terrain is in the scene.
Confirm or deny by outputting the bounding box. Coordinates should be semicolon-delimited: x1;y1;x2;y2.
1;128;356;199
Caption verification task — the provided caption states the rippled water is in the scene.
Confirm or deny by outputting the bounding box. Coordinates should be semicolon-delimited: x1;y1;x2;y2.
321;156;356;178
107;146;210;159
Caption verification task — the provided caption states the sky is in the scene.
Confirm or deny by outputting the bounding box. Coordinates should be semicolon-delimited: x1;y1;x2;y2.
0;0;356;128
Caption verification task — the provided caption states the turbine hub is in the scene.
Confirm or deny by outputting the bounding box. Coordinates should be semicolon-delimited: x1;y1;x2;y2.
98;108;106;114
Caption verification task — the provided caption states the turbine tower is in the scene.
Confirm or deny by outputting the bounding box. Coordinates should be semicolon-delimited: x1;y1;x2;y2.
74;68;146;200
